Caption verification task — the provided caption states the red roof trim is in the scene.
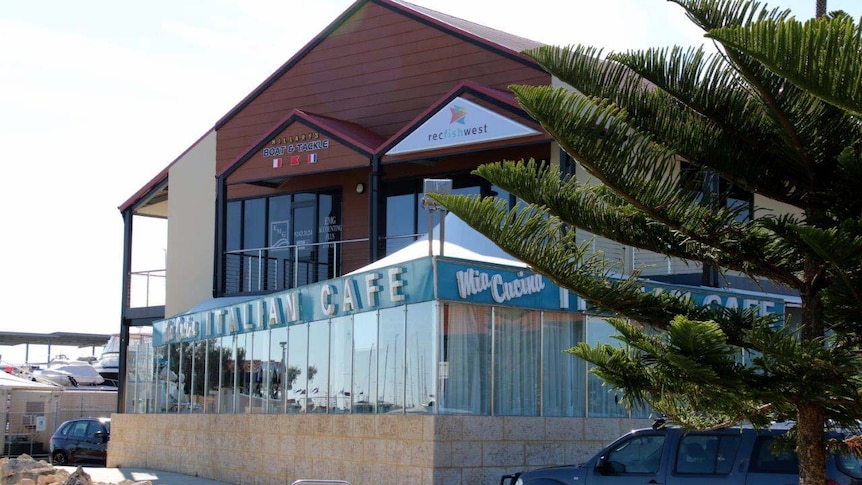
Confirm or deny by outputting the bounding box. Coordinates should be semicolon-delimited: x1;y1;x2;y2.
381;0;543;63
118;129;212;213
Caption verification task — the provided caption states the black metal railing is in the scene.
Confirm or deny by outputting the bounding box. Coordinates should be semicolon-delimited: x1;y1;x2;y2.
223;238;369;294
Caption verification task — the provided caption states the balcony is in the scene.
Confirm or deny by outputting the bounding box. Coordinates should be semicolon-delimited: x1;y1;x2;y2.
222;234;429;295
128;269;166;309
127;232;431;307
223;237;369;295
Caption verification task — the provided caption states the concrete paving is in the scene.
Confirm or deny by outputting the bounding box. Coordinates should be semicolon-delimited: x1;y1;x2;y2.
56;466;236;485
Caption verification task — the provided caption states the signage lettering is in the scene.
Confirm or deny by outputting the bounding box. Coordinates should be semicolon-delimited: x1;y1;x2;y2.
270;132;320;145
644;286;779;315
365;273;382;306
263;137;330;158
389;267;406;302
428;124;487;142
455;268;545;304
321;284;336;316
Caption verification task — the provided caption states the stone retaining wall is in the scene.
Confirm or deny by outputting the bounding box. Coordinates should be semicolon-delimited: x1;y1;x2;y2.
108;414;651;485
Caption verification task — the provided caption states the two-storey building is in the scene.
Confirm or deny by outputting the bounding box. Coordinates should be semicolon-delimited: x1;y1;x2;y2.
111;1;800;484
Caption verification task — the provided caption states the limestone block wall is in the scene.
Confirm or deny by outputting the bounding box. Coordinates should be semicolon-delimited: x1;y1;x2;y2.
108;414;651;485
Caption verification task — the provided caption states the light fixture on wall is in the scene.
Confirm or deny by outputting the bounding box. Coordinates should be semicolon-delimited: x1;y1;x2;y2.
355;182;365;194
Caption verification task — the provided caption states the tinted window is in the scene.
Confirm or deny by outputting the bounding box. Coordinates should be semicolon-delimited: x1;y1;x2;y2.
606;434;665;473
676;434;740;474
836;451;862;479
87;421;102;436
70;421;89;438
750;436;798;474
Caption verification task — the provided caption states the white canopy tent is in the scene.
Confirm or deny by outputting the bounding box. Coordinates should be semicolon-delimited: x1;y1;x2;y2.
351;212;526;274
0;370;60;390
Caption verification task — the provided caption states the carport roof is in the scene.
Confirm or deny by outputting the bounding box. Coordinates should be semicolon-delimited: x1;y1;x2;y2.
0;331;111;348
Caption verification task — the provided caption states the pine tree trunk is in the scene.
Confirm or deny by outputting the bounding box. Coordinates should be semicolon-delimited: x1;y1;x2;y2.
797;403;827;485
797;255;827;485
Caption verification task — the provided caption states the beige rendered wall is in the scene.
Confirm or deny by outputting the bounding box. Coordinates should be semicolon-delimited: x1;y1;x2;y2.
108;414;650;485
6;388;61;451
165;131;217;317
56;390;116;424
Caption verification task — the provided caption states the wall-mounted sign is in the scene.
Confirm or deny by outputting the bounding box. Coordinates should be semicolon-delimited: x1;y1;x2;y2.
154;256;787;346
319;214;342;242
263;130;329;168
154;258;436;346
270;220;290;248
436;260;785;315
386;97;540;156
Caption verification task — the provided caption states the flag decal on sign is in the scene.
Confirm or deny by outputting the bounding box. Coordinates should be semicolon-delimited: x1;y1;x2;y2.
290;155;300;166
272;158;283;168
307;153;317;164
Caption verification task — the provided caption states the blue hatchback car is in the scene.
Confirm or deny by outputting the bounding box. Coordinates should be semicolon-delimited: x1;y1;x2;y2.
49;417;110;466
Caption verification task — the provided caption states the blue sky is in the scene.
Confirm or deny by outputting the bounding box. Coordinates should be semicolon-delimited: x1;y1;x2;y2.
1;0;859;364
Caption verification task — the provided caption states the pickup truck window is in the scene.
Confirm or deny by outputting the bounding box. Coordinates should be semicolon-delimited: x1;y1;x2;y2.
676;434;741;474
605;434;665;473
749;436;798;474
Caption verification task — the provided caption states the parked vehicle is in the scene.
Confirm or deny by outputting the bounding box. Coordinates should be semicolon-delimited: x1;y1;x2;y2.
501;421;862;485
49;417;111;466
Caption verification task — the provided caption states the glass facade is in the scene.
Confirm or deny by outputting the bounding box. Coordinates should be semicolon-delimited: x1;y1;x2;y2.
383;173;516;256
224;190;342;294
148;301;648;418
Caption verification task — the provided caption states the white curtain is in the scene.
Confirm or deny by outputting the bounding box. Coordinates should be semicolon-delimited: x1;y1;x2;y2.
440;303;490;415
543;312;586;416
494;308;541;415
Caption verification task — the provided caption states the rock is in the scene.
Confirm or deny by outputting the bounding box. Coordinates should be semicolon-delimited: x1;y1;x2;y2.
0;457;150;485
61;468;90;485
0;455;64;485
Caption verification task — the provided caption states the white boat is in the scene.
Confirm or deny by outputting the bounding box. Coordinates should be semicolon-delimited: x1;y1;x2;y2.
92;335;121;385
30;355;106;387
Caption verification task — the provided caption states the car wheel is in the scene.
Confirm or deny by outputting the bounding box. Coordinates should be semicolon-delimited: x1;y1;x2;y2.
52;451;68;466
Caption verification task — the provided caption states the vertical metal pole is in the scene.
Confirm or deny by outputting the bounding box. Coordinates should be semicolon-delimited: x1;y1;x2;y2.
427;208;434;256
440;211;446;257
217;339;223;414
203;340;210;414
282;339;288;414
257;249;263;291
490;306;495;416
333;242;338;278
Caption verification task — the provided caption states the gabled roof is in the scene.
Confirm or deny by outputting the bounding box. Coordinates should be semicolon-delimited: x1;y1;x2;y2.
389;0;543;53
218;109;386;180
379;79;550;159
121;0;546;213
213;0;543;132
303;112;387;155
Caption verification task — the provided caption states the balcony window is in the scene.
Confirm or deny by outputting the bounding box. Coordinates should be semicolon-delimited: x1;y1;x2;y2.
224;190;341;294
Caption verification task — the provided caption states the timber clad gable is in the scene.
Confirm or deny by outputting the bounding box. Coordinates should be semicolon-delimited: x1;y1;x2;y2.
216;0;549;173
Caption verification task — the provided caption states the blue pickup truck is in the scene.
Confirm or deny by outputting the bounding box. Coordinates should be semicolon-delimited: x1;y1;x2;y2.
501;422;862;485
